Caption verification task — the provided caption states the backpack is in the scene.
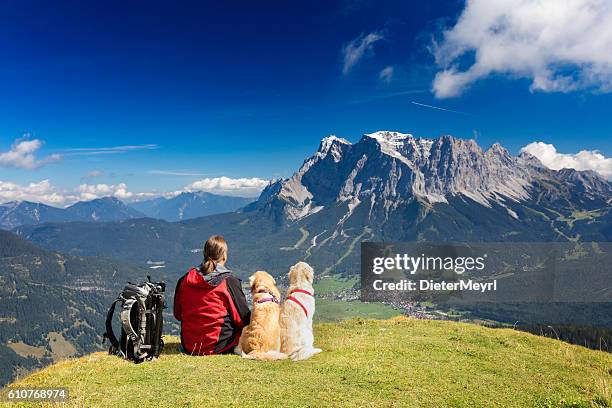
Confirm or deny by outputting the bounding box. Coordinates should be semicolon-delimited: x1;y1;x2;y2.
104;276;166;362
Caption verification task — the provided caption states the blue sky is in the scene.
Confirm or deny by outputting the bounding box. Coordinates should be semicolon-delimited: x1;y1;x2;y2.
0;0;611;204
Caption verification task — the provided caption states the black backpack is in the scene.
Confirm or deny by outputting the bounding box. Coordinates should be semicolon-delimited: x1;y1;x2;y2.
104;276;166;362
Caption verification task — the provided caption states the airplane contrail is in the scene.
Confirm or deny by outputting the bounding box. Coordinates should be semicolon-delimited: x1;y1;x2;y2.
411;101;474;116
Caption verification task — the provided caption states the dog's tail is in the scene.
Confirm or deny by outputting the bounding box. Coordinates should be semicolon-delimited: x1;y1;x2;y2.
241;350;288;361
290;347;322;361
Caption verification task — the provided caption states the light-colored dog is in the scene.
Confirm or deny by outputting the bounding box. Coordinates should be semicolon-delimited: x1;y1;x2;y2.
235;271;287;361
279;262;322;361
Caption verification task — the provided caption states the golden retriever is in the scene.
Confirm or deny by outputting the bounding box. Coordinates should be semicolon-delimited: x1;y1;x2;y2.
279;262;322;361
235;271;287;360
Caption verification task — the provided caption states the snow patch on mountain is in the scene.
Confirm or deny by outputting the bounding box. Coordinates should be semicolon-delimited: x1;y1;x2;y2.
365;131;414;167
317;136;351;163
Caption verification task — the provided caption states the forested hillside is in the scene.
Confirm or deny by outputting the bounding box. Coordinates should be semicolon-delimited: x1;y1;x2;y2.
0;230;153;386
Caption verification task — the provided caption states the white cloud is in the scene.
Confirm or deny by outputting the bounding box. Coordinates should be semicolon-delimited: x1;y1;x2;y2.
432;0;612;98
0;138;61;169
63;144;158;156
0;180;148;206
184;176;269;197
521;141;612;180
75;183;135;201
379;66;394;83
0;175;269;206
0;180;66;205
342;31;384;75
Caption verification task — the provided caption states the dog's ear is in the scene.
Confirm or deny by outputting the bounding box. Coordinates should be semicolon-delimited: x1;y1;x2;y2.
294;262;313;284
248;274;256;290
302;266;314;284
287;266;295;283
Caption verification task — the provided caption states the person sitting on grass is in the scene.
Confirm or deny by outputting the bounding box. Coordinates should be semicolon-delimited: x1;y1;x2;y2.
173;235;250;355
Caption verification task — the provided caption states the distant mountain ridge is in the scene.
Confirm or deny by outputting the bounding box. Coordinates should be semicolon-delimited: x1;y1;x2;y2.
0;197;144;229
64;197;144;222
129;191;253;221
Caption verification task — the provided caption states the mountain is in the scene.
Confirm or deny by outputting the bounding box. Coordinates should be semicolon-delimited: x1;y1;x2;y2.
64;196;144;222
16;131;611;278
0;229;153;386
255;131;610;226
0;201;68;230
129;191;253;221
0;197;145;229
7;319;612;407
250;131;610;245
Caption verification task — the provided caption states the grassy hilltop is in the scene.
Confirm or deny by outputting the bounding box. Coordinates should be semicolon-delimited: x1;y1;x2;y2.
3;317;611;408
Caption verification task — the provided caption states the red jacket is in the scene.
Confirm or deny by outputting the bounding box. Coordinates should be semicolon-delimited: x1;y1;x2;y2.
173;265;250;355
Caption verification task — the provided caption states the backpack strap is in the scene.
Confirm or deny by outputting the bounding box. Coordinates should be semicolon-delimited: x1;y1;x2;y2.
151;293;165;357
119;298;146;359
122;294;154;360
104;298;122;352
120;298;138;342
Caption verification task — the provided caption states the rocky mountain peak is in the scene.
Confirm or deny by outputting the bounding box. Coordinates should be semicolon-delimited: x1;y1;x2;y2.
317;135;351;163
517;151;546;168
319;135;351;151
486;142;510;156
253;131;611;223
